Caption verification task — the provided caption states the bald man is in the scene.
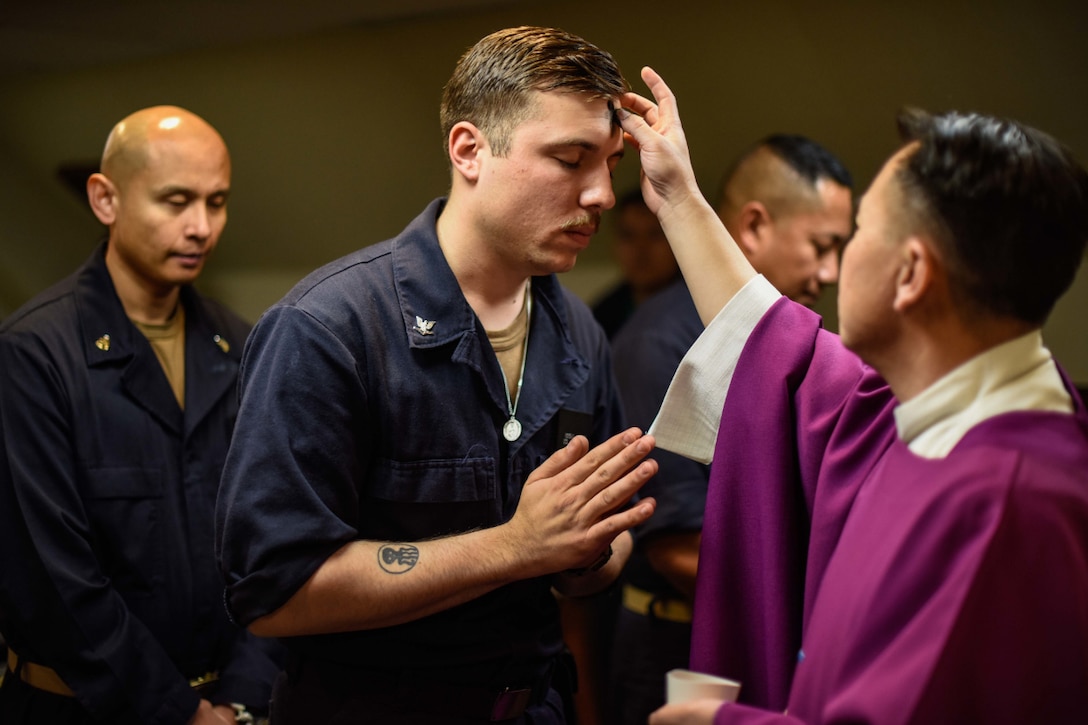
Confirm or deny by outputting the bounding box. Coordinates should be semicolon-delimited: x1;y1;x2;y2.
0;107;276;724
607;135;851;724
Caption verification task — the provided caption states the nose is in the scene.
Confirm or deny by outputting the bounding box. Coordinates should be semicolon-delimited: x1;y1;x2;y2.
187;203;212;241
581;164;616;211
817;250;840;286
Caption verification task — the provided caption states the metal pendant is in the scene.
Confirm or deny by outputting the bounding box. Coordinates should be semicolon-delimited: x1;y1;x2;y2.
503;417;522;442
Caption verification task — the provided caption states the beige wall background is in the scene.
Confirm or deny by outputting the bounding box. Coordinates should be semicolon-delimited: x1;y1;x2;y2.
2;0;1087;380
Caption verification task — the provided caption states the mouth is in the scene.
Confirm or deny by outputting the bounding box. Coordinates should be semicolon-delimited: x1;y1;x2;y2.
560;229;594;251
171;252;206;268
565;226;596;237
560;216;600;246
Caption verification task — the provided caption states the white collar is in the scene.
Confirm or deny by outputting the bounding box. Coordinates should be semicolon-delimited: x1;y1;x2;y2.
894;330;1072;458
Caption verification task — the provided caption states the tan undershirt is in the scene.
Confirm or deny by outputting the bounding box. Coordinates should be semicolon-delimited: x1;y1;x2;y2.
133;305;186;409
487;294;529;401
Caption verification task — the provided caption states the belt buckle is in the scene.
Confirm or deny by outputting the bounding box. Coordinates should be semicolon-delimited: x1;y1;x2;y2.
490;686;533;721
189;670;220;693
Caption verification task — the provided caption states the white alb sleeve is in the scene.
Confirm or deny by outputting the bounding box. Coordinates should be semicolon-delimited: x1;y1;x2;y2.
648;275;781;464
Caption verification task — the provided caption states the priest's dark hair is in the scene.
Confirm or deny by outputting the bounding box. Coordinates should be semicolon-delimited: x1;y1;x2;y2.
895;109;1088;326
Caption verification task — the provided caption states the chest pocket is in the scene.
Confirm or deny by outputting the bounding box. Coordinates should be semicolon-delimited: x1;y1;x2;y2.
366;457;500;540
83;466;165;596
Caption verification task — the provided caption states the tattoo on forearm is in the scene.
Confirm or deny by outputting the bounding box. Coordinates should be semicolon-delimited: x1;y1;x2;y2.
378;544;419;574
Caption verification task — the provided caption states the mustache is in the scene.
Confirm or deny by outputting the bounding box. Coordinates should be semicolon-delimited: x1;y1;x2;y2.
560;214;601;232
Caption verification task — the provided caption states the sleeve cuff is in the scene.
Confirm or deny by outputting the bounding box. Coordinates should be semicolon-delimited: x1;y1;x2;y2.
649;276;780;464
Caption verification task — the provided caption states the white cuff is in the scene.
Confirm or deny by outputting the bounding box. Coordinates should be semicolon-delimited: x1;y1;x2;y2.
648;276;780;464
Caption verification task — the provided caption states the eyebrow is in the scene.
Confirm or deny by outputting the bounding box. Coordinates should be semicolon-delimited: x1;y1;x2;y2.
544;139;625;160
156;185;231;198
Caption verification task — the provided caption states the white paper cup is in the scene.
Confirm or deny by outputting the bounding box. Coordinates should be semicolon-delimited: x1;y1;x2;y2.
666;668;742;704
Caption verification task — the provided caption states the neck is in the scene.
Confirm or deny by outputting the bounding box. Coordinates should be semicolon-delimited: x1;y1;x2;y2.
878;315;1037;403
436;199;531;331
105;247;181;325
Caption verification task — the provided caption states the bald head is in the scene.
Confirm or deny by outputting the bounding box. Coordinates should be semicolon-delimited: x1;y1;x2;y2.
100;106;229;189
88;105;232;317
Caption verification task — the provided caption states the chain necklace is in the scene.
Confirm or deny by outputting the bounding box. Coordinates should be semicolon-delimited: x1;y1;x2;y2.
498;285;532;442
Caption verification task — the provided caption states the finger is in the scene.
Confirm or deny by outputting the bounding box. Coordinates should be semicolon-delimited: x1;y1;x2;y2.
640;66;676;115
617;107;657;156
620;95;659;133
585;455;658;521
553;426;645;488
591;492;657;542
589;432;656;491
621;90;658;123
640;66;685;138
524;434;590;485
577;433;657;508
525;427;642;493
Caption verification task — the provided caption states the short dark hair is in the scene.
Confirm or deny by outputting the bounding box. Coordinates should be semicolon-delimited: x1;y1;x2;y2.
440;26;627;156
717;134;853;221
761;134;854;190
895;108;1088;325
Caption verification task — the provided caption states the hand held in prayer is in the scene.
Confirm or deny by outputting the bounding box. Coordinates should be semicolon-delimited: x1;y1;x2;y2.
504;427;657;577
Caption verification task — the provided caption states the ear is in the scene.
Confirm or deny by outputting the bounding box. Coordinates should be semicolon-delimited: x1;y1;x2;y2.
733;200;773;257
87;173;118;225
892;237;936;312
447;121;486;183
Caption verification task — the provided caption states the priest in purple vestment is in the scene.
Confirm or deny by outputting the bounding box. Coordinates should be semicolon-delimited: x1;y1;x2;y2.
615;68;1088;724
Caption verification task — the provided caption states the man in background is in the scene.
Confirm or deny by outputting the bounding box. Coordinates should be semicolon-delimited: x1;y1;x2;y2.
0;107;276;724
608;135;853;723
592;189;681;338
715;135;853;308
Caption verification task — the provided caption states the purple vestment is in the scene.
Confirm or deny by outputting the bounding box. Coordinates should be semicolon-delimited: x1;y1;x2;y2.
691;299;897;709
694;299;1088;723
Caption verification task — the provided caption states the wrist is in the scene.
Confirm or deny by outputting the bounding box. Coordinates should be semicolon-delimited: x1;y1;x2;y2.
564;544;613;577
